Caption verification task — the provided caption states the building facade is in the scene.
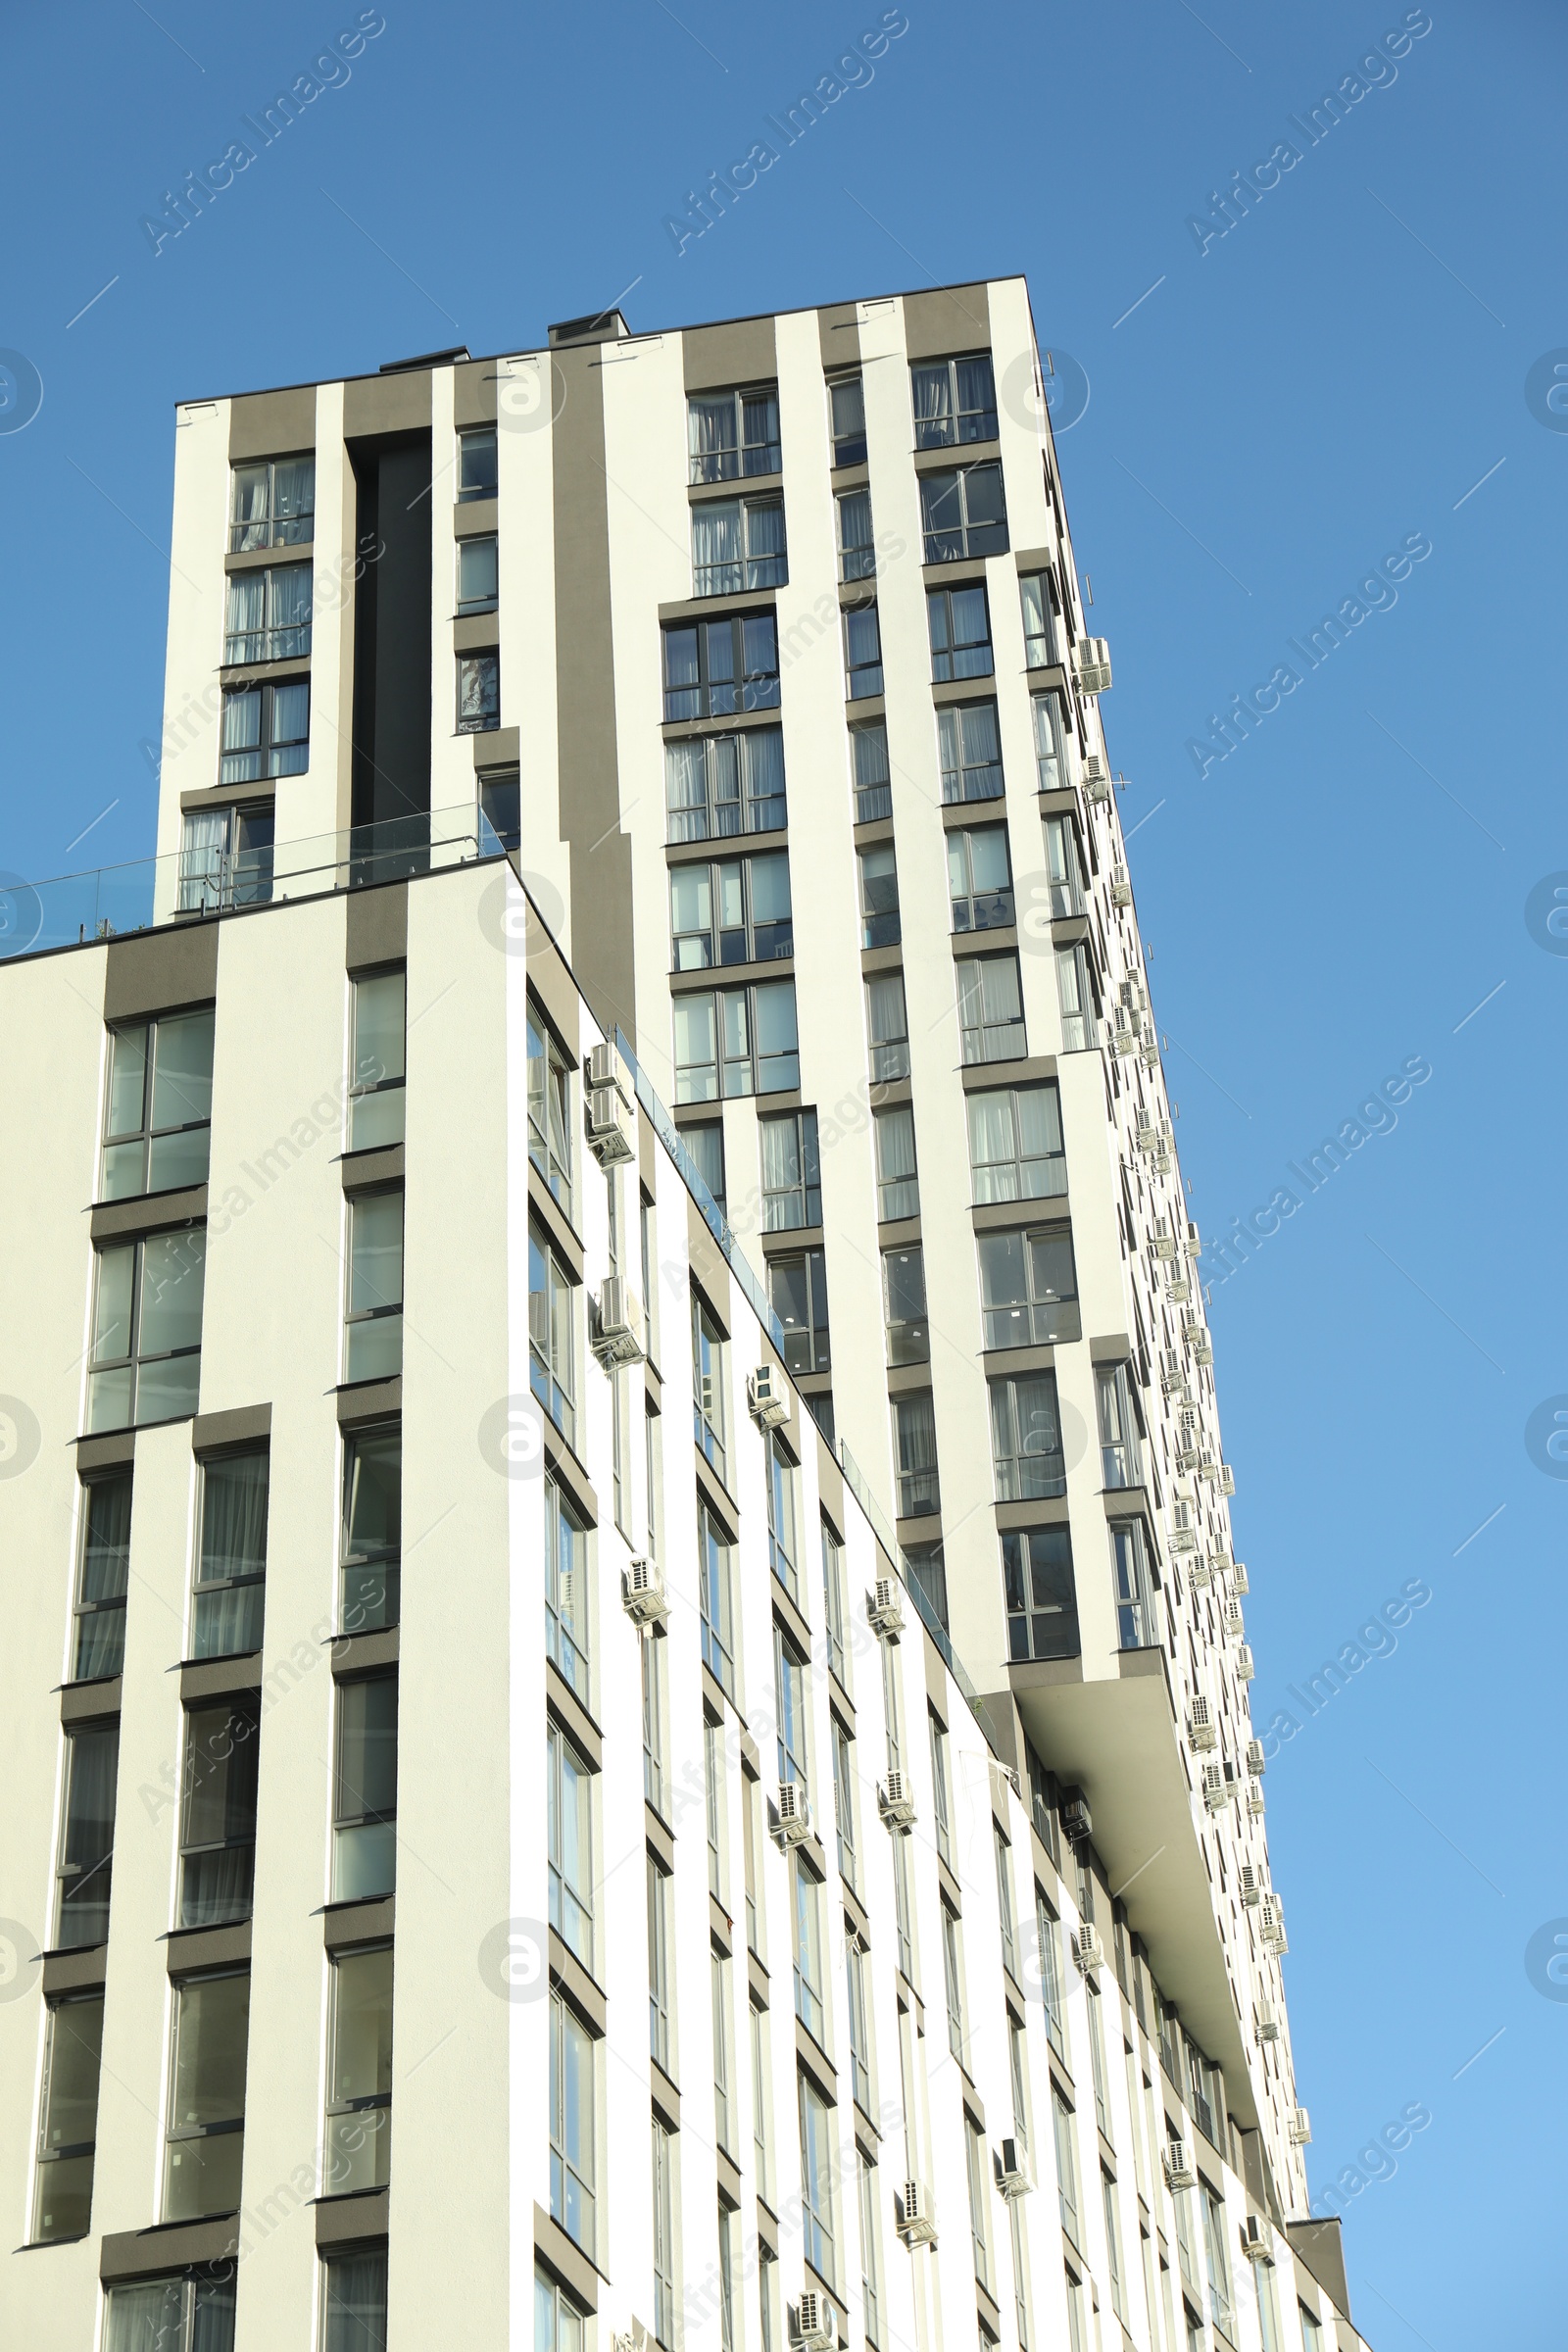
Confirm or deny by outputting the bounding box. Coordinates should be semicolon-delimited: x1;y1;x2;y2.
0;280;1367;2350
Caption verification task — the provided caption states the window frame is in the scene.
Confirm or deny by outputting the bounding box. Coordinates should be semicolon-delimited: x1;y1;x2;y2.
850;719;891;822
976;1221;1080;1348
927;582;995;681
892;1390;940;1519
937;699;1004;805
911;352;999;448
688;384;782;484
99;1008;216;1204
344;1188;405;1384
1004;1526;1080;1663
32;1989;104;2244
674;976;799;1102
843;600;884;699
664;723;787;843
550;1989;597;2256
177;1697;260;1930
527;1010;574;1213
456;648;500;734
455;531;499;615
548;1720;596;1971
919;460;1008;563
86;1231;207;1434
662;611;781;721
858;842;901;949
966;1080;1066;1205
692;492;787;597
947;820;1014;933
529;1226;577;1444
220;677;309;784
881;1243;929;1367
837;486;876;582
956;951;1027;1065
72;1471;133;1683
332;1671;398;1901
872;1102;919;1222
669;847;794;970
865;970;909;1084
768;1248;830;1377
457;425;498;503
228;453;316;552
323;1941;393;2197
988;1370;1067;1502
829;373;867;467
798;2070;838;2286
348;966;407;1153
162;1965;251;2224
699;1500;736;1694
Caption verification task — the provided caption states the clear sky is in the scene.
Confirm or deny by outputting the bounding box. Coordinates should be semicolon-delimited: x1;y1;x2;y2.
1;2;1562;2337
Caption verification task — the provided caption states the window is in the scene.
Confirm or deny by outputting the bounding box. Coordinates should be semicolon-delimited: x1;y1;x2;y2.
977;1223;1078;1346
873;1103;919;1220
333;1673;397;1899
912;353;998;447
662;612;779;721
1252;2263;1284;2352
457;649;500;732
774;1628;808;1788
100;1009;215;1200
1110;1521;1152;1648
830;374;867;467
1103;2171;1125;2319
831;1931;868;2117
456;532;498;613
548;1723;594;1968
350;969;407;1151
692;1294;727;1472
904;1541;948;1629
324;1944;393;2194
966;2120;991;2287
699;1503;735;1693
1044;811;1084;913
1052;2088;1080;2241
941;1905;966;2064
995;1831;1017;1979
33;1992;103;2242
798;2074;837;2284
1298;2303;1324;2352
1032;690;1067;792
550;1992;595;2253
642;1626;668;1814
345;1192;403;1381
948;822;1013;932
751;2000;771;2193
893;1392;939;1518
542;1476;591;1701
850;719;891;821
229;454;315;550
882;1245;928;1365
223;562;311;663
480;766;521;854
827;486;878;588
177;804;274;913
768;1435;802;1598
55;1724;118;1949
73;1473;132;1680
1088;1992;1109;2136
674;977;799;1101
692;494;786;595
164;1969;249;2222
1097;1363;1144;1489
106;2276;235;2352
843;602;883;699
527;1013;573;1211
769;1250;830;1376
458;425;497;502
989;1370;1066;1500
957;953;1026;1064
822;1525;849;1689
220;678;309;782
1004;1527;1079;1661
793;1859;826;2041
665;726;787;844
928;583;994;681
929;1716;954;1866
891;1829;914;1981
340;1427;399;1636
967;1081;1065;1203
685;1120;726;1211
689;385;781;482
1055;942;1096;1052
670;849;793;967
760;1108;820;1231
834;1724;858;1890
647;1857;672;2070
1036;1891;1066;2058
178;1700;259;1928
920;462;1007;562
938;700;1004;802
529;1229;575;1442
712;1951;734;2151
1019;569;1057;669
324;2250;388;2352
652;2117;677;2346
1201;2184;1233;2330
846;851;900;966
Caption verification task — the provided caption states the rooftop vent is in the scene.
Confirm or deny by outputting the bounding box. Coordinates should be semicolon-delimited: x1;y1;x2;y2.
547;309;631;348
378;346;470;373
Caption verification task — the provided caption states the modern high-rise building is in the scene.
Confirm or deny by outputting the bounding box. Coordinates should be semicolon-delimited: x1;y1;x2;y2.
0;280;1369;2352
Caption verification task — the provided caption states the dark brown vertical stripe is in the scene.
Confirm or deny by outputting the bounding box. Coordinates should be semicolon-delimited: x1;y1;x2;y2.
551;349;635;1043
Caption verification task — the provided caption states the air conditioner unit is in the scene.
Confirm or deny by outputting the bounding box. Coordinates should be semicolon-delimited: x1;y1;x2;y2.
1135;1110;1158;1152
1081;752;1112;804
1110;1021;1140;1057
773;1783;812;1847
592;1275;645;1367
1160;1349;1191;1400
1110;863;1132;906
1235;1643;1255;1682
1247;1786;1266;1819
1254;2002;1280;2044
878;1772;916;1832
1074;637;1113;694
1222;1601;1245;1641
1188;1555;1212;1589
1208;1548;1233;1579
586;1084;635;1167
1231;1561;1250;1594
1188;1698;1218;1751
1241;2213;1273;2264
1141;1035;1161;1071
588;1039;631;1099
1288;2106;1312;2145
1059;1792;1093;1844
1245;1739;1266;1777
1201;1763;1229;1814
747;1363;790;1431
1152;1217;1176;1262
1197;1450;1219;1484
1168;1504;1198;1554
621;1556;669;1628
612;2332;636;2352
1072;1925;1103;1976
1218;1463;1236;1496
995;2137;1032;2198
1259;1896;1288;1954
1166;1270;1191;1304
793;2291;837;2350
1240;1866;1263;1908
1162;2135;1197;2190
896;2179;938;2245
1184;1317;1214;1366
1184;1218;1202;1258
867;1576;905;1639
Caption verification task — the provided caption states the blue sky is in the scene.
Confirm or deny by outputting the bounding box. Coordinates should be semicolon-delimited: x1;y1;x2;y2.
1;1;1562;2336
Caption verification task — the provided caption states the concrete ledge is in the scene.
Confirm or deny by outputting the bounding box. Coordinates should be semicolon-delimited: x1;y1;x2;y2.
546;1661;602;1773
165;1921;251;1976
340;1145;404;1195
315;2186;389;2249
331;1629;399;1680
335;1378;401;1429
550;1929;608;2038
192;1402;271;1451
179;1656;262;1705
91;1186;207;1243
61;1678;122;1727
533;2205;598;2311
101;2215;239;2281
42;1944;106;1997
323;1896;395;1952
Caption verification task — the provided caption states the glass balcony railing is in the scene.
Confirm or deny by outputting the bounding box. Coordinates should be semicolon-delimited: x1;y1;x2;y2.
0;806;507;963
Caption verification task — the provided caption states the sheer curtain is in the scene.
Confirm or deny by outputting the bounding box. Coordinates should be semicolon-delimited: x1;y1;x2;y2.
688;394;736;481
179;810;229;912
692;502;742;593
664;740;709;842
269;563;314;658
875;1105;919;1220
742;727;785;832
743;498;785;583
894;1395;939;1515
967;1091;1019;1201
60;1726;119;1946
912;364;953;445
223;570;265;662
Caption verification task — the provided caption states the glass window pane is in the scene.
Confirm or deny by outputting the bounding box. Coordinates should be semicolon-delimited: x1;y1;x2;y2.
354;972;407;1092
350;1195;404;1317
138;1232;207;1358
105;1027;149;1143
